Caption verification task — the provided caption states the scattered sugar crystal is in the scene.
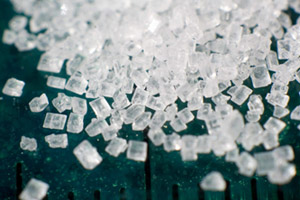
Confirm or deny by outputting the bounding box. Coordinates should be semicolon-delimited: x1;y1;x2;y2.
266;51;279;71
273;145;295;162
71;97;87;115
148;128;166;146
37;53;64;73
204;114;222;134
65;71;88;95
200;171;226;192
239;122;264;151
126;140;148;162
170;118;187;132
236;152;257;177
2;78;25;97
163;132;181;152
52;93;72;113
247;95;264;115
290;105;300;120
187;95;203;111
181;135;198;161
267;163;296;185
85;118;109;137
131;68;149;88
132;112;151;131
2;29;17;45
263;117;286;135
123;105;145;124
254;151;276;176
89;97;111;119
110;110;123;129
266;92;289;108
112;89;130;109
195;135;212;154
20;136;37;151
46;76;66;90
212;93;230;105
146;96;166;111
271;83;289;94
73;140;102;170
215;104;233;118
273;106;289;118
165;104;178;121
262;131;279;150
45;133;68;148
225;149;239;162
149;111;166;129
222;110;244;140
66;54;85;76
196;103;212;120
277;39;295;60
14;30;36;51
67;113;84;134
250;65;272;88
245;110;261;122
228;85;252;106
9;16;27;31
177;108;194;124
43;113;67;130
105;137;127;157
29;93;49;113
102;125;118;141
19;178;49;200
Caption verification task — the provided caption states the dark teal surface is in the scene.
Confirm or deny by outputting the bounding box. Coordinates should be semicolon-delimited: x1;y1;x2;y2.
0;0;300;199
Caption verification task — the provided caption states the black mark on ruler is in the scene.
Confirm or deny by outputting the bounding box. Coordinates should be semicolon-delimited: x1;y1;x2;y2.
143;127;152;200
251;178;258;200
225;180;231;200
277;185;284;200
16;162;22;199
172;184;179;200
94;190;101;200
198;184;205;200
120;188;126;200
68;191;74;200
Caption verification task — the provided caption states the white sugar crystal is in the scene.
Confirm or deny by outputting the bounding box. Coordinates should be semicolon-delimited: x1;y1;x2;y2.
148;128;166;146
146;96;166;111
85;118;109;137
247;95;264;115
123;105;145;124
102;125;118;141
200;171;226;192
73;140;102;170
37;53;64;73
132;88;149;105
45;133;68;148
89;97;111;119
67;113;84;134
254;151;276;176
212;93;230;106
263;117;285;135
105;137;127;157
195;135;212;154
273;145;295;161
52;93;72;113
131;68;149;88
149;111;166;129
266;51;279;71
290;105;300;120
170;118;187;132
9;16;27;31
265;92;289;108
2;29;17;45
181;135;198;161
267;163;296;185
65;71;88;95
71;97;87;115
236;152;257;177
163;132;181;152
112;89;130;109
262;131;279;150
204;114;222;134
250;65;272;88
20;136;37;151
187;95;203;111
177;108;194;123
222;110;244;140
19;178;49;200
46;76;66;90
132;112;151;131
196;103;212;120
29;93;49;113
66;54;85;76
225;149;239;162
165;104;178;121
126;140;147;162
228;85;252;106
43;113;67;130
273;106;289;118
14;30;35;51
2;78;25;97
239;122;264;151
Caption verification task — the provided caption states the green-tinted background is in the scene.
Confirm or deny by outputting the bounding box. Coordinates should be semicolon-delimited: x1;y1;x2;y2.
0;0;300;199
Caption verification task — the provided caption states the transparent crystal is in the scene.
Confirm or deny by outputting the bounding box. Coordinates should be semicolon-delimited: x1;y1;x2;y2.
46;76;66;90
132;112;151;131
19;178;49;200
263;117;286;135
273;145;295;162
267;163;296;185
250;65;272;88
236;152;257;177
67;113;84;134
225;149;239;162
9;16;27;31
123;105;145;124
195;135;212;154
65;71;88;95
265;92;289;108
177;108;194;123
149;111;166;129
228;85;252;106
148;128;166;146
180;135;198;161
102;125;118;141
170;118;187;132
52;93;72;113
73;140;102;170
37;53;64;73
126;140;148;162
254;151;276;176
105;137;127;157
20;136;37;152
2;78;25;97
2;29;17;45
89;97;112;119
196;103;213;120
85;118;109;137
163;132;181;152
290;105;300;120
43;113;67;130
200;171;226;191
71;97;87;115
29;93;49;113
45;133;68;148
